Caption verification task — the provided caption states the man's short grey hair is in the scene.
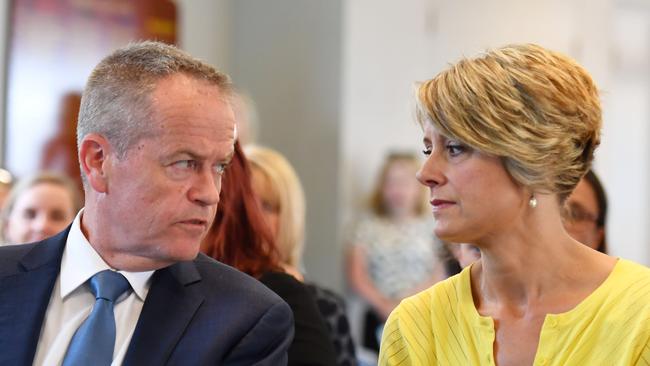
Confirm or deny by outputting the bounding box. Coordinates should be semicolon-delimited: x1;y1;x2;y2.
77;41;232;160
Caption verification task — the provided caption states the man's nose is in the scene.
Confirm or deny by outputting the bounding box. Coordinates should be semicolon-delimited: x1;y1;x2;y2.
189;169;221;207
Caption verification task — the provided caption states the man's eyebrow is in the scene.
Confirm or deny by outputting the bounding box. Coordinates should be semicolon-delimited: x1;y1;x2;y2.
171;150;204;160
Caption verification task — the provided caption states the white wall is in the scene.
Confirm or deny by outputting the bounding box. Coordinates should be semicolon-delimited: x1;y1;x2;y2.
176;0;232;74
228;0;343;290
598;2;650;263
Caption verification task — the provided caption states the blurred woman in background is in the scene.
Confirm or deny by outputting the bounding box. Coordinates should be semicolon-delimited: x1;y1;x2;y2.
201;142;337;366
246;145;357;366
1;172;80;245
563;169;607;253
347;152;445;353
245;145;306;279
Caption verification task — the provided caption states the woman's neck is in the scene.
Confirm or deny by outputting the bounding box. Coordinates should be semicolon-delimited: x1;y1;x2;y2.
469;207;613;315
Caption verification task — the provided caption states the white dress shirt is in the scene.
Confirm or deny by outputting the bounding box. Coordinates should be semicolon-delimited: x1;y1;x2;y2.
32;210;154;366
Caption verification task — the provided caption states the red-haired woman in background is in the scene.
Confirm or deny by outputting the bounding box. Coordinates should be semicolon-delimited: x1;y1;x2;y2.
201;141;337;366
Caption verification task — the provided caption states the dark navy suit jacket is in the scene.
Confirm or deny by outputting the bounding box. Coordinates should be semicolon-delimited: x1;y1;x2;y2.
0;228;294;365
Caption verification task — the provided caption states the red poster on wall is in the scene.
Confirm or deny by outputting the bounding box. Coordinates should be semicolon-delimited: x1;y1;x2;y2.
6;0;176;189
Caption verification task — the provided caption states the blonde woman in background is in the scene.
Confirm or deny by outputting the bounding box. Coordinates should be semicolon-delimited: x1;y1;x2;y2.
246;145;357;366
1;172;80;245
245;145;306;278
347;152;446;353
379;44;650;365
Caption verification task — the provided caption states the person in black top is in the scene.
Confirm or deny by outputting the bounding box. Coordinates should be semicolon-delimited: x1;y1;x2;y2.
202;141;337;366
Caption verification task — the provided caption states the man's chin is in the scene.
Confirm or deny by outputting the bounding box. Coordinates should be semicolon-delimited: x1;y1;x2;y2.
120;241;202;270
168;244;202;262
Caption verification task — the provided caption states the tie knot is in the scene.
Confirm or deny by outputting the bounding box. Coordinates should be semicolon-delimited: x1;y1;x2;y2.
89;270;130;302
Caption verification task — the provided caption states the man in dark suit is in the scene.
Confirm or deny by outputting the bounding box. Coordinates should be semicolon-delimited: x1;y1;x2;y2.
0;41;293;365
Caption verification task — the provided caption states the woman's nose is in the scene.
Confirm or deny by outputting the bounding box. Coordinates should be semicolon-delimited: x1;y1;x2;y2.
416;154;445;188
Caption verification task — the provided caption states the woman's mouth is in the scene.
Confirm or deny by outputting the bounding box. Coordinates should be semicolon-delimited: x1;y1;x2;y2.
430;199;456;212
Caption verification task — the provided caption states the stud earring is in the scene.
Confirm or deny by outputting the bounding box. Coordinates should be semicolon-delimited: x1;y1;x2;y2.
529;195;537;208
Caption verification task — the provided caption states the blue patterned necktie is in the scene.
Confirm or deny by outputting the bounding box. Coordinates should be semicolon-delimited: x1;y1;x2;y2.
62;270;131;366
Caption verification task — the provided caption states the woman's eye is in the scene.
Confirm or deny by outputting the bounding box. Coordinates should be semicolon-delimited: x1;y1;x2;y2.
446;142;466;157
422;147;432;156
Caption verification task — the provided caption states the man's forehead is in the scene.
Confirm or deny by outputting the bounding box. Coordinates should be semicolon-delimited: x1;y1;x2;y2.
147;77;229;114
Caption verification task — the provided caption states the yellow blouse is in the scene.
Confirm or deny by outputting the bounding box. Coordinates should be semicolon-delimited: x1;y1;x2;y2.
379;259;650;365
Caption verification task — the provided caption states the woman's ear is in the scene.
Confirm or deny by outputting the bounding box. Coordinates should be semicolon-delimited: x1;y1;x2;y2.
78;133;111;194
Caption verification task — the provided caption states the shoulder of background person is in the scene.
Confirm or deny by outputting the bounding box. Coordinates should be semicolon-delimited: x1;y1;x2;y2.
258;271;315;305
306;282;358;366
259;271;338;366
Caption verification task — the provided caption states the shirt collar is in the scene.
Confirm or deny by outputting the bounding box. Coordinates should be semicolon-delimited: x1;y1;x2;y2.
60;209;154;301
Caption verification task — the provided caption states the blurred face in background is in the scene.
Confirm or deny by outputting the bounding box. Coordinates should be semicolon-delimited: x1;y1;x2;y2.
250;166;280;240
4;182;76;244
564;178;603;250
382;160;422;218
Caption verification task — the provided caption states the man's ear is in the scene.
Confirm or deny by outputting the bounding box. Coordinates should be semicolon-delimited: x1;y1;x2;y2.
79;133;112;194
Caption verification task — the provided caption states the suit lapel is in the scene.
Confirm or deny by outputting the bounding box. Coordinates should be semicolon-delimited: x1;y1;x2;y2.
123;260;204;366
0;230;68;365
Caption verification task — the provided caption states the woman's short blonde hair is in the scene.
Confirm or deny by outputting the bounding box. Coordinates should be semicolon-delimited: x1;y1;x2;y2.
417;44;601;200
370;152;428;217
245;145;305;268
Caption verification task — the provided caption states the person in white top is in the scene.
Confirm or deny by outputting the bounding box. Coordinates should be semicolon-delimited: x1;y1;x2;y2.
0;41;293;366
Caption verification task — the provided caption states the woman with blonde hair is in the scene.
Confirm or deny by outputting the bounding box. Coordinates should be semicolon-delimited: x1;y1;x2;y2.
379;44;650;365
245;145;306;276
1;172;80;245
246;145;357;366
348;152;446;353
